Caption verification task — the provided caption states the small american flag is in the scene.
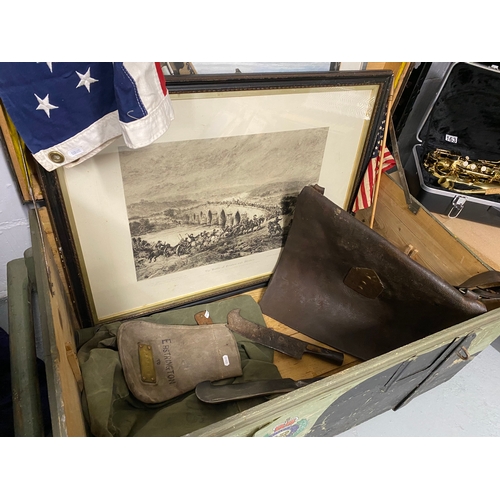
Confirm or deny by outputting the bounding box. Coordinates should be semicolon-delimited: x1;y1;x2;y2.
352;121;396;212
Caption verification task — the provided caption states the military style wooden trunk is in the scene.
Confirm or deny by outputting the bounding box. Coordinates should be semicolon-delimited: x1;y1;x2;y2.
5;68;500;437
13;172;500;437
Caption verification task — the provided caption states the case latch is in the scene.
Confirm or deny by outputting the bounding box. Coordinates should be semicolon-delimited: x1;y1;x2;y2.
393;332;476;410
447;195;467;218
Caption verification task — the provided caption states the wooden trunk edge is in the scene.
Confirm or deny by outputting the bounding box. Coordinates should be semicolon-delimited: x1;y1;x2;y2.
357;174;491;286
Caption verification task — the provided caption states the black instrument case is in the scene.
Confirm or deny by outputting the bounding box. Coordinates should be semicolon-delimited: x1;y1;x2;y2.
404;62;500;226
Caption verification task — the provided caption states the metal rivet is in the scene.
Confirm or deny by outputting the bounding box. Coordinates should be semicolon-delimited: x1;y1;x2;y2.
48;151;65;164
457;347;470;360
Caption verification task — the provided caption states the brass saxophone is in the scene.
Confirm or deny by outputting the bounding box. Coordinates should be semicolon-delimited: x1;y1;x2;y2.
423;149;500;195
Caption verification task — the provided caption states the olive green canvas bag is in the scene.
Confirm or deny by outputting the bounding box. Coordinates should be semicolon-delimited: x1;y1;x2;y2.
76;295;282;437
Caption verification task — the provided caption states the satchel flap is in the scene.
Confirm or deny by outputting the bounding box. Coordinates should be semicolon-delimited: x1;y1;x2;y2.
260;185;486;360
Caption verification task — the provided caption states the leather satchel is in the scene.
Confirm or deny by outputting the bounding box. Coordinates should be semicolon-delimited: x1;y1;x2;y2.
260;185;497;361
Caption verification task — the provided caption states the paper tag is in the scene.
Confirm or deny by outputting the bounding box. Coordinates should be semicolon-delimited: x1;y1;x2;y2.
68;147;84;158
222;355;230;366
445;134;458;144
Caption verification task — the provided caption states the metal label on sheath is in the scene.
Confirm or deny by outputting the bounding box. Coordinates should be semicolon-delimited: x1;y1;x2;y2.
138;343;157;384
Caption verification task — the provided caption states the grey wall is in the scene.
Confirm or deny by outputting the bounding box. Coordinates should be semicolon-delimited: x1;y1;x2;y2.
0;144;31;298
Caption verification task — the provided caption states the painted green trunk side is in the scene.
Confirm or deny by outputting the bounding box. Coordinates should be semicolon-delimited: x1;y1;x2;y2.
189;310;500;436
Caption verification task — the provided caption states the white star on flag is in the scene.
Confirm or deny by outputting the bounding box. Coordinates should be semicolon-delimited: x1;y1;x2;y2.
76;68;98;92
34;93;58;118
37;63;53;72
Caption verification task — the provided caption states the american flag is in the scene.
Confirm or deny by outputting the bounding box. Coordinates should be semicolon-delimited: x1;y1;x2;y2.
352;120;396;212
0;62;174;172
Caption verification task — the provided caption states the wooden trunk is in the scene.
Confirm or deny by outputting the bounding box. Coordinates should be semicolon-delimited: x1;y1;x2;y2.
15;172;500;437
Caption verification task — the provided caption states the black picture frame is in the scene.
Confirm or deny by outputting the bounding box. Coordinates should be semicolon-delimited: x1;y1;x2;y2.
40;70;392;327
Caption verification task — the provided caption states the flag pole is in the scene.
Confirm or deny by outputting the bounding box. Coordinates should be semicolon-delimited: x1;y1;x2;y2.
369;82;394;229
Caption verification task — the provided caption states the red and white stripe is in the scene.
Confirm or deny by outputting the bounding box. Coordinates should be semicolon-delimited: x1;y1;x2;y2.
119;62;174;149
352;147;396;212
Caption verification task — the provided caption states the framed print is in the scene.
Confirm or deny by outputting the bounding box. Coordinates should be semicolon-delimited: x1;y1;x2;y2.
160;62;338;76
42;71;392;325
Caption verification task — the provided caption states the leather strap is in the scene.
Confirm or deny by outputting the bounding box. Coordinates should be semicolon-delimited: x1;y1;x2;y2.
459;270;500;288
459;270;500;299
459;270;500;310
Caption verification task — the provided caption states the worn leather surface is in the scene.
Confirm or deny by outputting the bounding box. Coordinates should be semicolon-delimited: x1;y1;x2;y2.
118;322;242;404
260;185;487;360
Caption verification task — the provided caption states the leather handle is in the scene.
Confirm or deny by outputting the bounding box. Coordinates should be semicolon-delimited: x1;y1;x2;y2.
195;377;324;403
304;344;344;365
195;379;299;403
